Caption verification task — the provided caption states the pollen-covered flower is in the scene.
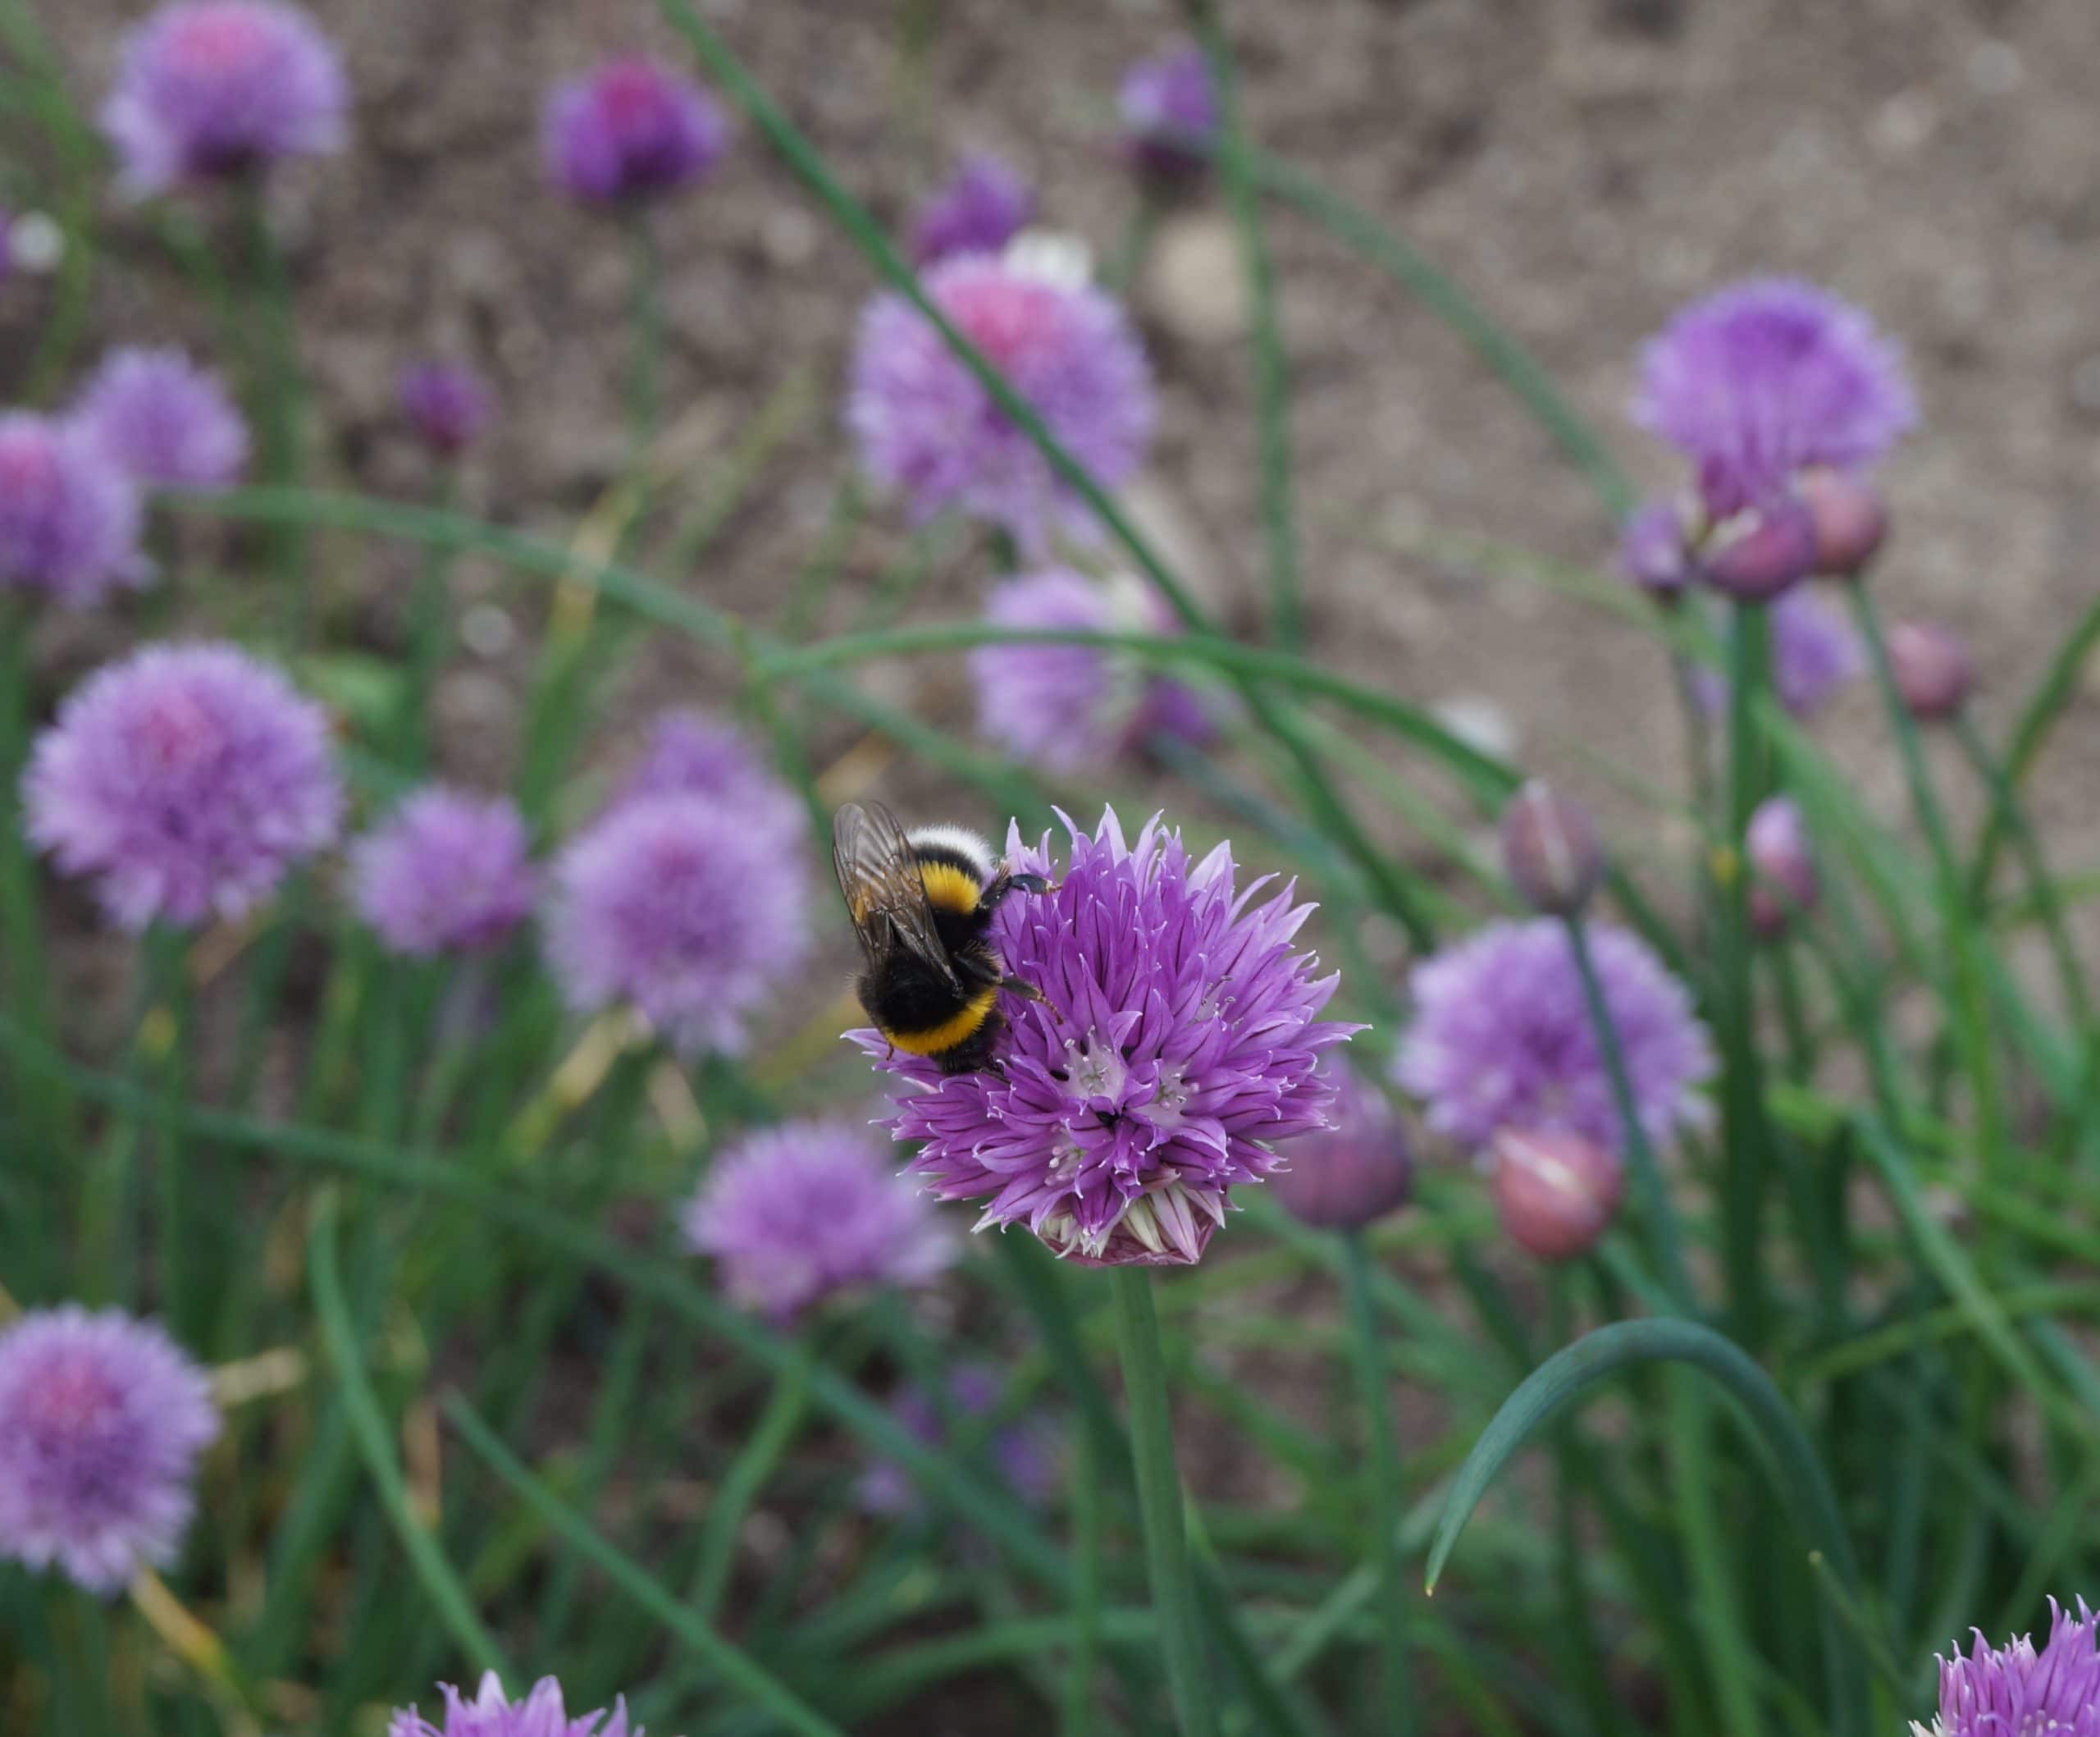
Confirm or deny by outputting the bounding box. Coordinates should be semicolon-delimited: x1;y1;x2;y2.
847;244;1155;552
1118;43;1217;182
0;414;149;608
70;347;248;490
398;362;492;458
682;1119;953;1321
541;57;728;205
544;792;809;1054
1395;917;1712;1158
970;569;1210;774
390;1674;637;1737
0;1306;219;1594
605;709;805;851
100;1;348;199
912;153;1035;267
1694;587;1863;720
854;809;1357;1266
858;1364;1062;1516
1632;277;1915;519
24;642;342;930
1270;1063;1413;1232
350;787;534;958
1915;1600;2100;1737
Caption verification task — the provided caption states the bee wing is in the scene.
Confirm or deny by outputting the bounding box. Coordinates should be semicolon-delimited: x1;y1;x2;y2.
832;802;966;994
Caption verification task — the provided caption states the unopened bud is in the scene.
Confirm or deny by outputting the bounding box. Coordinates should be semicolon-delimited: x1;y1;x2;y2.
1700;495;1816;601
1887;619;1974;721
1491;1127;1623;1262
1745;797;1816;936
1618;496;1695;600
1271;1066;1413;1232
1500;781;1605;917
1796;467;1888;578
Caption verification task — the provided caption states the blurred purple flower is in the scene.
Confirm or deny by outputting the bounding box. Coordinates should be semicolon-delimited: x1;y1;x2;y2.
858;1364;1062;1517
0;1305;219;1594
100;1;348;199
544;792;809;1054
855;809;1357;1266
970;569;1210;774
1118;43;1217;181
350;787;534;959
1270;1063;1413;1232
1491;1127;1623;1262
1618;496;1693;597
397;362;492;458
682;1118;953;1321
606;708;804;851
847;248;1154;553
0;414;150;608
1693;587;1863;720
911;153;1035;267
390;1675;637;1737
1746;795;1816;936
541;57;728;205
1632;277;1915;519
71;347;248;491
24;642;342;930
1395;917;1713;1159
1918;1599;2100;1737
1888;619;1974;721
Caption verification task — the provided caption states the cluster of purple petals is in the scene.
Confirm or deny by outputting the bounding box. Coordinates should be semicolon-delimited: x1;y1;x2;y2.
390;1674;637;1737
0;414;150;608
854;809;1357;1267
858;1364;1062;1517
681;1119;953;1321
1395;916;1713;1159
911;153;1036;267
1118;44;1217;181
23;642;343;930
847;251;1155;554
1692;587;1863;720
541;57;728;204
0;1306;220;1594
1919;1600;2100;1737
398;362;493;457
71;347;249;490
350;787;536;958
100;1;349;198
605;708;806;852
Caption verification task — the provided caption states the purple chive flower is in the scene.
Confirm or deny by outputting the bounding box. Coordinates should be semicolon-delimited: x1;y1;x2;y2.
70;347;248;491
1693;587;1864;720
847;248;1155;553
858;1364;1062;1517
397;362;492;458
1632;277;1916;519
24;642;342;930
99;1;349;199
1395;917;1713;1159
854;809;1358;1267
1270;1063;1413;1232
1888;619;1974;722
350;787;535;959
1118;44;1217;182
545;793;809;1054
1491;1128;1624;1262
1746;796;1817;936
911;153;1035;267
0;414;150;608
606;709;804;850
541;57;728;205
682;1118;953;1321
390;1674;637;1737
1618;496;1695;598
1917;1599;2100;1737
970;569;1209;774
0;1306;219;1594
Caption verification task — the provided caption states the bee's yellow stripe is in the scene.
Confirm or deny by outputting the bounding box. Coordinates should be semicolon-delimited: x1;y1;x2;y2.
918;861;984;916
881;985;998;1056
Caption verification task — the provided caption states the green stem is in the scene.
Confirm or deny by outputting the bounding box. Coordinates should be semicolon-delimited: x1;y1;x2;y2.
242;183;308;640
148;926;194;1337
0;597;65;1147
625;213;665;471
1062;1415;1105;1737
396;471;460;771
689;1353;812;1625
1111;1268;1217;1737
1339;1228;1413;1737
1718;600;1772;1350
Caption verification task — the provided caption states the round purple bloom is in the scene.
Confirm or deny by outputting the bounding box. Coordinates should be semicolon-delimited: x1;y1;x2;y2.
350;787;534;959
1918;1600;2100;1737
24;642;342;930
70;346;248;491
606;708;804;851
398;362;492;458
1118;43;1217;181
99;1;349;199
0;414;150;608
541;57;728;205
858;1364;1062;1517
1632;277;1917;519
854;809;1358;1266
682;1118;953;1321
847;248;1155;553
970;569;1210;774
0;1306;219;1594
545;792;809;1055
1395;917;1713;1159
911;153;1036;267
1270;1063;1413;1232
390;1674;637;1737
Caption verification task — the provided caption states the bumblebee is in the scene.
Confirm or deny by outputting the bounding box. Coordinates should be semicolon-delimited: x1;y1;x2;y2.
832;802;1049;1075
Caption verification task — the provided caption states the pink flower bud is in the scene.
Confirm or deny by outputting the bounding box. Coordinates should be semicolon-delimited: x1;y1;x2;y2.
1886;619;1973;721
1700;494;1816;601
1500;781;1605;918
1796;467;1888;578
1271;1066;1413;1231
1745;797;1816;936
1491;1127;1623;1262
1618;496;1695;599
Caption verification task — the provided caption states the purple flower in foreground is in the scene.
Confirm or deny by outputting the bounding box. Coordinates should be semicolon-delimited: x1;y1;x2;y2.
858;1364;1062;1517
390;1674;637;1737
351;787;534;958
545;793;809;1054
1395;917;1713;1159
970;569;1209;774
682;1119;952;1321
854;809;1358;1266
1694;587;1863;720
398;362;492;458
1916;1599;2100;1737
847;247;1155;552
911;153;1035;267
100;1;348;199
1119;43;1217;182
24;642;342;930
0;1306;219;1594
0;414;149;608
541;57;728;205
1271;1063;1413;1232
1632;277;1915;519
71;347;248;490
607;709;804;850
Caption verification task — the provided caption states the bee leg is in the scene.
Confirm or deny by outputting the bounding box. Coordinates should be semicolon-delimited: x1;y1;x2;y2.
982;871;1056;909
1000;975;1047;1003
